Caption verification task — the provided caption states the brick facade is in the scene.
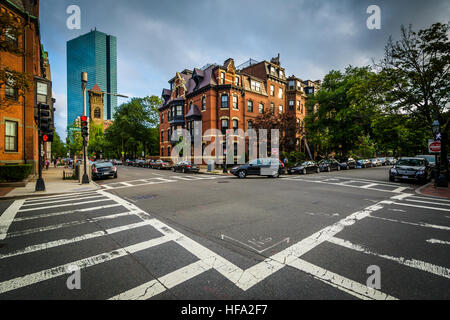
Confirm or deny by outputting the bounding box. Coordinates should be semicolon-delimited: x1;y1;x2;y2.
0;0;52;172
159;56;320;163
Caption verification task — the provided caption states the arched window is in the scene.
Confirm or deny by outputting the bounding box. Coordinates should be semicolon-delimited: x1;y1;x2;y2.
94;108;101;119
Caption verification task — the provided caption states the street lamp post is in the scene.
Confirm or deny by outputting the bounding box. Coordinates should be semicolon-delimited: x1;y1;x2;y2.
81;72;89;184
431;119;447;187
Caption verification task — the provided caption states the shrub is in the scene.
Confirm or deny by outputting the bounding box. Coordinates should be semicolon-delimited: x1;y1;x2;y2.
0;164;33;182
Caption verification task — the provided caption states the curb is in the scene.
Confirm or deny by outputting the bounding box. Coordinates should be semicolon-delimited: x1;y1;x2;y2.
415;181;450;199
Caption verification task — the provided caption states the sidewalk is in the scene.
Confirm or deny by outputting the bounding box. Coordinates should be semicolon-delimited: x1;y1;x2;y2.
416;182;450;199
0;166;100;200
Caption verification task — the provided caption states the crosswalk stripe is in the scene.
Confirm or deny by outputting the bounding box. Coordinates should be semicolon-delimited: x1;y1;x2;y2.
6;212;133;238
328;237;450;279
404;198;450;207
393;187;408;193
0;200;25;241
360;183;379;189
288;258;398;300
23;191;99;203
426;239;450;246
18;198;113;212
109;260;212;300
21;195;106;207
392;202;450;212
14;204;122;222
369;215;450;231
0;220;156;260
410;195;450;203
0;235;174;295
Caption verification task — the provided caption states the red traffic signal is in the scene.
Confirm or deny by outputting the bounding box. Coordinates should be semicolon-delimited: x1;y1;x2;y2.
43;134;49;142
81;115;88;122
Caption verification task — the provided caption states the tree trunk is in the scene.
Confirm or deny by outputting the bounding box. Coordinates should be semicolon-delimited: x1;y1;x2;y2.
440;126;448;180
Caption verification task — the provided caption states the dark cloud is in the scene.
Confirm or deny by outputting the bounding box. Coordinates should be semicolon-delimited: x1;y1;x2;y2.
38;0;449;139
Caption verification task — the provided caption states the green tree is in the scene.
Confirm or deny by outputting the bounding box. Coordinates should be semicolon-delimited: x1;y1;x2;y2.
377;22;450;176
50;132;67;159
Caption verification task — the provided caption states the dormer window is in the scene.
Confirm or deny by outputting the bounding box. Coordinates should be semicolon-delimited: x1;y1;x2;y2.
220;72;225;84
201;96;206;111
251;80;261;92
235;76;240;86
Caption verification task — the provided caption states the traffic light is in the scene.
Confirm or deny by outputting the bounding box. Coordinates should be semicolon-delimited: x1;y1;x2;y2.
37;103;51;133
81;115;89;138
42;133;54;143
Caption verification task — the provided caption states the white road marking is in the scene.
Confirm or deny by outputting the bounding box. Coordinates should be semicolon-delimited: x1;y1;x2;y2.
6;212;133;238
0;234;174;295
370;215;450;231
392;202;450;212
0;200;25;241
288;258;398;300
393;187;408;193
18;198;112;212
404;198;450;207
329;237;450;279
20;195;106;207
221;235;290;254
391;193;412;200
14;204;122;222
426;239;450;246
410;195;450;203
23;191;98;203
109;260;212;300
0;220;155;260
361;183;379;189
120;182;134;187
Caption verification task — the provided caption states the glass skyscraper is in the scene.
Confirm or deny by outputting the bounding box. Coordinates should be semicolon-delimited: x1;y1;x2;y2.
67;29;117;127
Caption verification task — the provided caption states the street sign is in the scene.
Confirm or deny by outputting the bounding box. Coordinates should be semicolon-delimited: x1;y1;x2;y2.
429;141;441;153
272;148;279;156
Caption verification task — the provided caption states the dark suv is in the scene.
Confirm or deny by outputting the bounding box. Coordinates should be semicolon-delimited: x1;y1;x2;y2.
230;158;285;179
389;157;432;183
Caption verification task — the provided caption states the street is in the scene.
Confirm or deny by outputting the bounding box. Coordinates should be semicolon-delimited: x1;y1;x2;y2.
0;165;449;300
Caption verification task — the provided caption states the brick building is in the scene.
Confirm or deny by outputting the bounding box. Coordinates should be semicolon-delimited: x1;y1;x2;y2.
0;0;53;172
158;56;320;163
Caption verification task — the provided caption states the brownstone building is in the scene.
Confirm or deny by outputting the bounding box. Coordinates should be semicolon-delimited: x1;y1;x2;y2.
0;0;53;172
158;56;320;162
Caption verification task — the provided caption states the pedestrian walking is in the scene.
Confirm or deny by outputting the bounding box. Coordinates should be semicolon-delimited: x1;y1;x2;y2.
45;159;50;170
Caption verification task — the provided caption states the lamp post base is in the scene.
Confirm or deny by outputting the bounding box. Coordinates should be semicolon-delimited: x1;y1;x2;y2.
82;174;90;184
437;174;448;188
35;178;46;192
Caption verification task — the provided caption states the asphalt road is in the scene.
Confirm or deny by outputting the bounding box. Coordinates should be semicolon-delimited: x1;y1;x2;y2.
0;165;449;300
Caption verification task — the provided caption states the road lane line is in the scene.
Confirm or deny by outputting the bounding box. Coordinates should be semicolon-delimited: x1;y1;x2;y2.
328;237;450;279
392;202;450;212
6;212;133;238
426;239;450;246
288;258;398;300
369;215;450;231
21;195;105;207
18;199;113;212
0;235;174;295
109;260;212;300
0;220;156;259
391;193;412;200
0;200;25;241
14;204;122;222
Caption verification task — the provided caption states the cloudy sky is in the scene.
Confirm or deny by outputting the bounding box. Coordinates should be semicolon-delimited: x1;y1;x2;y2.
38;0;450;140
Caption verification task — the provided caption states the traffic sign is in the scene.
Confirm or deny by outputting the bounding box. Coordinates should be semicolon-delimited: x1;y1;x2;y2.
429;141;441;153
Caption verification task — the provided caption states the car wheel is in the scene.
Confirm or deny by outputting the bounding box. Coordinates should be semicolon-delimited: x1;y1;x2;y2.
238;170;247;179
303;169;307;175
272;171;280;178
389;176;395;182
172;167;176;172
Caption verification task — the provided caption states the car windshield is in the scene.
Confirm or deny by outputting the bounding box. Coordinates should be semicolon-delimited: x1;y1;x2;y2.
301;162;310;166
416;155;435;163
96;162;113;168
397;159;425;167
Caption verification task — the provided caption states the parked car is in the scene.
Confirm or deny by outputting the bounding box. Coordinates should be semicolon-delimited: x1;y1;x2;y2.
125;159;134;166
386;157;397;165
92;162;118;181
370;158;382;167
152;160;172;170
415;155;436;167
231;158;285;179
172;161;200;173
338;158;357;170
145;159;154;168
288;161;320;175
318;159;341;172
389;157;432;183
